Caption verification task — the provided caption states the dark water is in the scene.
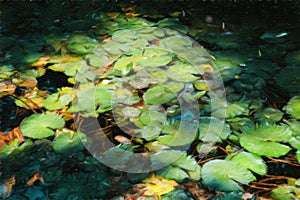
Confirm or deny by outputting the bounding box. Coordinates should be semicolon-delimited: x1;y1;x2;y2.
1;1;300;199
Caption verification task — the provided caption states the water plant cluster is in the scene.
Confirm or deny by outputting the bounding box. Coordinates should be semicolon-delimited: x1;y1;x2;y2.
0;1;299;199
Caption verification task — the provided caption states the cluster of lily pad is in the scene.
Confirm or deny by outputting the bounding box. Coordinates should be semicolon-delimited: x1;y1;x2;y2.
1;1;300;199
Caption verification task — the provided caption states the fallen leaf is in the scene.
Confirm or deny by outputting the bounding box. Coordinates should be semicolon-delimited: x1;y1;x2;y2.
27;173;44;186
32;56;51;67
1;175;15;199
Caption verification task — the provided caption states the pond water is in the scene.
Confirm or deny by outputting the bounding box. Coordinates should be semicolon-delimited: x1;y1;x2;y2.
1;1;300;199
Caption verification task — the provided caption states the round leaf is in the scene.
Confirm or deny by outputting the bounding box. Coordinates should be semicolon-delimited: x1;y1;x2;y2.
143;85;176;105
284;96;300;120
239;125;292;157
202;159;256;192
21;113;65;139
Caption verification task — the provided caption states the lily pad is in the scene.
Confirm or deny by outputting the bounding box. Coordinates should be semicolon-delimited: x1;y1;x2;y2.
20;113;65;139
137;55;173;68
271;185;300;200
229;151;267;175
157;165;189;181
225;101;249;118
201;159;256;192
160;35;193;51
44;89;72;110
283;96;300;120
53;131;86;155
198;117;231;143
239;125;292;157
254;108;283;124
143;85;176;105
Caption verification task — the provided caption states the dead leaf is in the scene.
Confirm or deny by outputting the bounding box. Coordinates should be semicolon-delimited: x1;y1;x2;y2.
32;56;51;68
18;78;37;88
0;83;16;98
1;175;15;199
114;135;132;144
242;192;255;200
107;12;120;19
27;173;44;186
0;127;24;149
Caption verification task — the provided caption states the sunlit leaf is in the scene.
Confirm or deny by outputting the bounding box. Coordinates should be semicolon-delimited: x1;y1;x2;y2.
284;96;300;120
48;55;82;72
44;92;72;110
254;108;283;124
53;131;86;155
20;113;64;139
271;185;300;200
198;117;231;143
143;174;178;197
239;125;292;157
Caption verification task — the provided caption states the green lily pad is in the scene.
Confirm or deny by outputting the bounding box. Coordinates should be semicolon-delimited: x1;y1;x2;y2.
296;150;300;163
284;96;300;120
254;108;283;124
151;150;185;169
271;185;300;200
137;55;173;68
135;122;162;141
157;165;189;181
69;85;112;115
239;125;292;157
225;101;249;118
202;159;256;192
64;60;88;77
167;63;199;82
20;113;65;139
143;85;176;105
53;131;86;155
198;117;231;143
152;150;200;180
0;139;33;159
44;91;72;110
112;29;138;43
284;119;300;135
160;35;193;51
140;110;166;126
86;53;111;68
226;117;254;132
156;18;189;34
229;151;267;175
